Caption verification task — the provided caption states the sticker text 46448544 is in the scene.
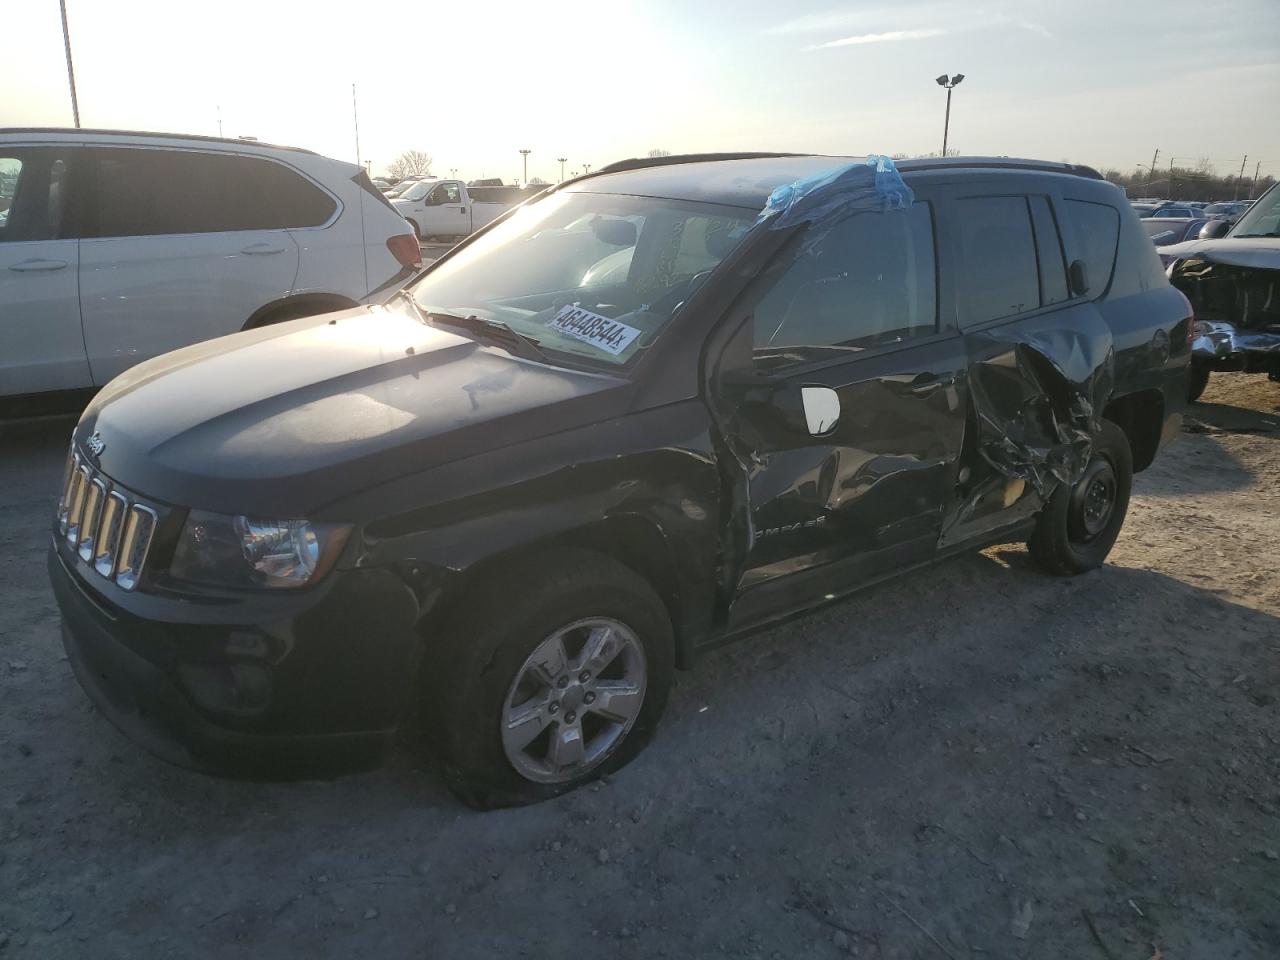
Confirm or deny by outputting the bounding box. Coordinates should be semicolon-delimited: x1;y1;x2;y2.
545;305;643;357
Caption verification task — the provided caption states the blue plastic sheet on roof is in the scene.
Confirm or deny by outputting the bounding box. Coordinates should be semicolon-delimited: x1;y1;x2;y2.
756;154;914;233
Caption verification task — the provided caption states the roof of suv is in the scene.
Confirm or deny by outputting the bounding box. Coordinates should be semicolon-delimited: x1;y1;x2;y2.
0;127;318;156
570;153;1105;210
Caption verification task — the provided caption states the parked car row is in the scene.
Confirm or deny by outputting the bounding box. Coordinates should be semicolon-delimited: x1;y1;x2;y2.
1157;182;1280;401
0;128;422;413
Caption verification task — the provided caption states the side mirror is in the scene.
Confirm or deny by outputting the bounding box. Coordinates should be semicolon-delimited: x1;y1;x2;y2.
1199;219;1230;240
1068;259;1090;297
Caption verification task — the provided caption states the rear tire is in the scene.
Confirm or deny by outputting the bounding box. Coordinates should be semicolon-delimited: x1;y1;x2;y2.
1187;364;1210;403
423;548;674;810
1028;419;1133;576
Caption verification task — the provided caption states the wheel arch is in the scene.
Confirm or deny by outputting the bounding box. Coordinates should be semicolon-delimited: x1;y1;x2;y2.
1103;388;1164;472
423;515;700;670
242;292;361;331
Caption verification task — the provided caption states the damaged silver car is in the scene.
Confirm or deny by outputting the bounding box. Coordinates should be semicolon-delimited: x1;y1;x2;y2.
1161;182;1280;401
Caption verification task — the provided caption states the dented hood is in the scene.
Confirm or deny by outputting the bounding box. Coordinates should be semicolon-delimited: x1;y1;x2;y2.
78;305;630;517
1159;236;1280;270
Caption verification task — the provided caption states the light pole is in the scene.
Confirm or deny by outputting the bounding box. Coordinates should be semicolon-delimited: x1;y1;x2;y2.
583;163;592;174
519;148;531;186
59;0;81;127
557;157;567;181
934;73;964;156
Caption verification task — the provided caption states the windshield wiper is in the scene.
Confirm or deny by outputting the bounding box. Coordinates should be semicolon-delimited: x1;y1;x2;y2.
1231;232;1280;239
422;309;549;362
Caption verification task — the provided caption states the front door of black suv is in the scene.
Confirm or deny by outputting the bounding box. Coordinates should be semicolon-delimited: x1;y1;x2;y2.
708;199;969;630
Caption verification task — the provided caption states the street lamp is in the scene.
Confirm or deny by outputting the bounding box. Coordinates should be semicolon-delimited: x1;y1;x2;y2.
935;73;964;156
519;148;531;186
557;157;567;181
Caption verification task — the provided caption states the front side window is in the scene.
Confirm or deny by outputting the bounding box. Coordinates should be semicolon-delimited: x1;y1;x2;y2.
430;183;461;204
953;196;1040;326
750;202;937;370
409;191;754;368
91;149;335;238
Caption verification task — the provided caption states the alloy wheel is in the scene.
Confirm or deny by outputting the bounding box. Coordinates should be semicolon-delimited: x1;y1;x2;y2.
501;618;647;784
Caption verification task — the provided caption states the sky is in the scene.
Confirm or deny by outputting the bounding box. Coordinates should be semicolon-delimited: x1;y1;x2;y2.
4;0;1278;185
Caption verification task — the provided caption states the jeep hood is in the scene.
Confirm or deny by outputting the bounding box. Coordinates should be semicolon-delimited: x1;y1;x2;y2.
1159;236;1280;270
78;305;630;517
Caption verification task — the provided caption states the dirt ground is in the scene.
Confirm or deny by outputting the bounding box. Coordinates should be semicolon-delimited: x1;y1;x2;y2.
2;373;1278;959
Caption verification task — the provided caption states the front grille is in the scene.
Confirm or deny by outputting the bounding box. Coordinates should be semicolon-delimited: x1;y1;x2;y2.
56;448;158;592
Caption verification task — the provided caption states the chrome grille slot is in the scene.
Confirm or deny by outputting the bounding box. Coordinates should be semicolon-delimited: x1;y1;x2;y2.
114;504;157;592
56;445;159;593
77;478;107;562
64;462;91;546
94;491;128;578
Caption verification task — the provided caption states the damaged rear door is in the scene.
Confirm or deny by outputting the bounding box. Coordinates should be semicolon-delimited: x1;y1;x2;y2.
936;187;1116;548
710;199;969;629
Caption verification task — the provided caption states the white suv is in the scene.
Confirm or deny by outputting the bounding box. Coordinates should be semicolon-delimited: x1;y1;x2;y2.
0;128;421;411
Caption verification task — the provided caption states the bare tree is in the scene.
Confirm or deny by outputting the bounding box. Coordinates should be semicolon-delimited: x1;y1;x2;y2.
647;148;672;158
387;150;434;180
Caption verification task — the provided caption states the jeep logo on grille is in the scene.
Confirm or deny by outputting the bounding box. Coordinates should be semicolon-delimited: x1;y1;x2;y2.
85;432;106;459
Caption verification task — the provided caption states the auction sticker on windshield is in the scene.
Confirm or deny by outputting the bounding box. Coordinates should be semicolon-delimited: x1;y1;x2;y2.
546;305;642;356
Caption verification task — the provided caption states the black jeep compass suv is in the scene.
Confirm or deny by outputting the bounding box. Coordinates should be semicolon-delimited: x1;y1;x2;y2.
49;153;1190;808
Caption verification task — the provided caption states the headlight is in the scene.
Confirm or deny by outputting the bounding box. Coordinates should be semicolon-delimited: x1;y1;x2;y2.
170;510;352;589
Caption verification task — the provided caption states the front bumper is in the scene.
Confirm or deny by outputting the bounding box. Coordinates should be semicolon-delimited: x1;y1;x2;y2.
1190;321;1280;372
49;543;424;777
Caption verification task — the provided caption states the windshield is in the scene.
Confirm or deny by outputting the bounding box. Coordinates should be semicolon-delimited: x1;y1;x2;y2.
408;191;754;367
396;181;434;201
1230;186;1280;237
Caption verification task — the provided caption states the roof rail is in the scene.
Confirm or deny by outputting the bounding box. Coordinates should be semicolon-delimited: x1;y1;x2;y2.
594;152;803;175
0;127;318;156
897;156;1104;180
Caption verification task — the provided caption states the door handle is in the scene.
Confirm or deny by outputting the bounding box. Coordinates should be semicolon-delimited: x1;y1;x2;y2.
9;258;69;272
909;373;955;395
240;243;286;255
459;207;467;215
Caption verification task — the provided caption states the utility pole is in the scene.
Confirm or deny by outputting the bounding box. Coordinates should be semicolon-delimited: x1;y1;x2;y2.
935;73;964;156
1233;154;1248;200
1249;160;1261;200
519;148;531;185
1146;148;1159;196
1168;154;1175;200
557;157;567;181
217;105;223;137
352;83;361;167
59;0;81;127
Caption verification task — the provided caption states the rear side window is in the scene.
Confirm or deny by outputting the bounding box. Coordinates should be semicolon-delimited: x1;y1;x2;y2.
90;149;336;238
953;196;1040;325
1065;199;1120;297
752;202;937;367
0;149;72;242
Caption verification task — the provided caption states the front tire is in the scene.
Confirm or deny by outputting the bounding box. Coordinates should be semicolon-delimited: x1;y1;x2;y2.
407;218;421;239
424;549;674;809
1028;419;1133;576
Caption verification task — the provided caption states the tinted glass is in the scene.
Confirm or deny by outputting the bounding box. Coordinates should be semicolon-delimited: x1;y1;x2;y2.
752;202;937;367
92;149;335;237
1065;199;1120;297
1029;196;1068;306
954;196;1040;325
